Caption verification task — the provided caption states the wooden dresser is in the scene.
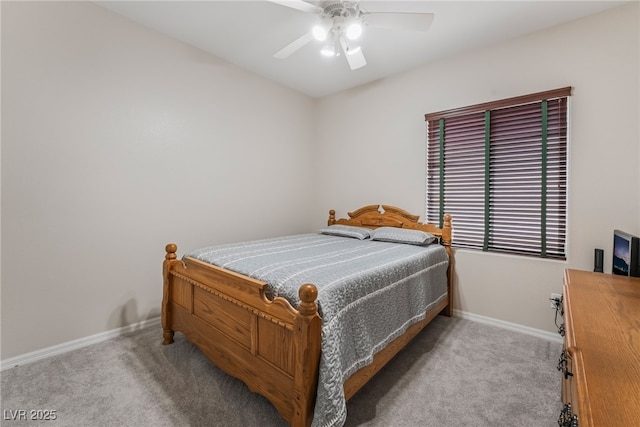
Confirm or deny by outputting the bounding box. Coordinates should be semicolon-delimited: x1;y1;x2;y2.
559;269;640;426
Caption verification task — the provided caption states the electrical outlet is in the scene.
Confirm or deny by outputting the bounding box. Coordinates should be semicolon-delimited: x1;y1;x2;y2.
550;293;562;309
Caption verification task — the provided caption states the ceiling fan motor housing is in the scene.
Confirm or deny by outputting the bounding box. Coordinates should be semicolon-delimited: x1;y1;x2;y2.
321;1;363;32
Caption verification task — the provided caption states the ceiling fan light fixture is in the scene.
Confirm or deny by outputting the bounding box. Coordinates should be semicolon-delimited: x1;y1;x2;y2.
312;25;327;41
345;21;362;40
346;45;361;55
320;44;336;57
312;26;327;41
312;18;332;41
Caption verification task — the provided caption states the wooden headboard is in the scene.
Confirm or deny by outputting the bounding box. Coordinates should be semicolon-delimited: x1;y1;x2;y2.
327;204;452;250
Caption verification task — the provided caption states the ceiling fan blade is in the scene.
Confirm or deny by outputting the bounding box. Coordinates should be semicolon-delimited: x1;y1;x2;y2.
265;0;323;14
364;12;434;32
273;32;314;59
339;37;367;70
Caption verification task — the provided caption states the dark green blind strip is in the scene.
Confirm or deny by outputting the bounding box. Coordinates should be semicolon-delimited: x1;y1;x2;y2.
483;111;491;252
541;100;548;258
439;118;445;229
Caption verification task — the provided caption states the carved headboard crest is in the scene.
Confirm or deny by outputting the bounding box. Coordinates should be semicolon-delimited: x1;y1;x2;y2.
330;204;423;229
327;204;452;250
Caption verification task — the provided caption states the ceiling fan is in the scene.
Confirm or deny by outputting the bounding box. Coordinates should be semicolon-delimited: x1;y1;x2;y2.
268;0;434;70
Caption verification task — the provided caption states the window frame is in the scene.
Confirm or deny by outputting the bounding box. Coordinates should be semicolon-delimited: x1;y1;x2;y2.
425;87;571;260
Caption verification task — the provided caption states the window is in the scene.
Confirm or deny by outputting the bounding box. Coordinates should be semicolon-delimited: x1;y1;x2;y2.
425;87;571;259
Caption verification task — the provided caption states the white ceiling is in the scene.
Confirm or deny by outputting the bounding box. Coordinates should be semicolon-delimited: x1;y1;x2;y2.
95;0;628;98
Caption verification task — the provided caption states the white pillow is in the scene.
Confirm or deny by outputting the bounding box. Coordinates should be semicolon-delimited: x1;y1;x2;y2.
370;227;436;246
318;224;371;240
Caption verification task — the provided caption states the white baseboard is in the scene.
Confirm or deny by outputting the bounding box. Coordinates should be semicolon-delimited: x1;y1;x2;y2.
0;317;161;372
454;309;564;344
1;312;562;371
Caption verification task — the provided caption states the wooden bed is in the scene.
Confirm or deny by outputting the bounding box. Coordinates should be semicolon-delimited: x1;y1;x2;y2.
161;205;453;427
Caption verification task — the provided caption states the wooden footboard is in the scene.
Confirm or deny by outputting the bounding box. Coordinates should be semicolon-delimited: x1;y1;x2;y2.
162;244;321;426
162;205;453;427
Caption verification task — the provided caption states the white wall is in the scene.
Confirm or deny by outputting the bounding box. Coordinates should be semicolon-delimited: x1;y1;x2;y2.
314;3;640;333
2;1;638;361
1;1;315;359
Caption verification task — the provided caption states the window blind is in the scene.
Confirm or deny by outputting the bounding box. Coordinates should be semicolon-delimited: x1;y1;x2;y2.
425;87;570;259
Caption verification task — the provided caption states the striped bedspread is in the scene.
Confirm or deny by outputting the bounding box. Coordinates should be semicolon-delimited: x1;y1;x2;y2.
187;233;449;427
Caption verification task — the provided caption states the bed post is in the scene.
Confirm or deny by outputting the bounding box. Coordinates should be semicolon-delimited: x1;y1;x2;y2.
291;284;321;427
441;214;454;317
162;243;178;345
328;209;336;225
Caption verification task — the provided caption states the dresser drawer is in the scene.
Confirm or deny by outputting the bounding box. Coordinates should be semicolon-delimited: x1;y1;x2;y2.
559;345;580;425
560;269;640;427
